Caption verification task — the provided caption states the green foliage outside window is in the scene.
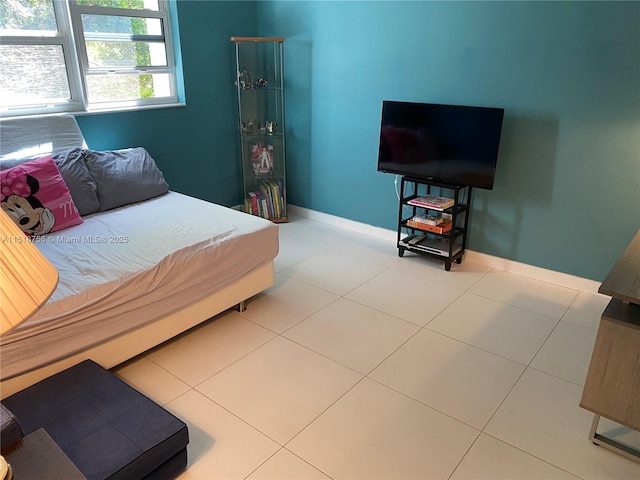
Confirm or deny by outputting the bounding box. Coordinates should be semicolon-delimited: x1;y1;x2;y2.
1;0;174;112
0;0;57;31
77;0;145;10
80;0;154;99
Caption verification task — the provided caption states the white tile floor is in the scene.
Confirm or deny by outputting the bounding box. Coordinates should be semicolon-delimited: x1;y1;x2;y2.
113;215;640;479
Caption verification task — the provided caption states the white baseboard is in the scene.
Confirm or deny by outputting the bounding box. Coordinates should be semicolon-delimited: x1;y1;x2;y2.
287;204;602;295
463;250;602;295
288;204;397;242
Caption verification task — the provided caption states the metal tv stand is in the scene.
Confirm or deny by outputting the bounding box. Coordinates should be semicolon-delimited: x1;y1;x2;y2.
396;176;471;271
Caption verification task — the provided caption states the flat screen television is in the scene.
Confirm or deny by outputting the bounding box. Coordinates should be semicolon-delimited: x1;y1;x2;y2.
377;100;504;190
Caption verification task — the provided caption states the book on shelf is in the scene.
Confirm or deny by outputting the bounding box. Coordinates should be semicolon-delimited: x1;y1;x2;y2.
245;179;286;219
259;184;273;218
267;180;283;218
407;218;452;234
405;234;426;246
247;191;259;215
407;195;454;210
409;214;443;226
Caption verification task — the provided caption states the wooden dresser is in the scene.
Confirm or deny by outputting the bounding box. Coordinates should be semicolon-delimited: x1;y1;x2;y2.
580;230;640;462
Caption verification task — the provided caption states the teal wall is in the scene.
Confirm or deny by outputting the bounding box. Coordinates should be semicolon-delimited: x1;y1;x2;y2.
257;0;640;281
76;1;257;207
72;1;639;282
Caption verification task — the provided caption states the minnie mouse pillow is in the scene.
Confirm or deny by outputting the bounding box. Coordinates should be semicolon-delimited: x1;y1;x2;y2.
1;156;83;236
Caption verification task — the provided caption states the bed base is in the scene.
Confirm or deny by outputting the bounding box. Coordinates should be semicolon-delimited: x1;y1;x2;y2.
1;261;274;398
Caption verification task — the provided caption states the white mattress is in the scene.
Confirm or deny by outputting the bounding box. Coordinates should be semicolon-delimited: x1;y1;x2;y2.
1;192;278;379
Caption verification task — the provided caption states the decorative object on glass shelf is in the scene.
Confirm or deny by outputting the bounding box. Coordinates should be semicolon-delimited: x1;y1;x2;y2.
242;120;278;135
238;68;252;89
251;143;274;175
241;120;254;134
236;68;269;90
258;120;278;134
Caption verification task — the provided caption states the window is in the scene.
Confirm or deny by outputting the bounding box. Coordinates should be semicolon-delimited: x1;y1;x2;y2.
0;0;180;116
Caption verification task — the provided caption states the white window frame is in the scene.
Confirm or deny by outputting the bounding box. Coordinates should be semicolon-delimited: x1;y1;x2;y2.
1;0;180;117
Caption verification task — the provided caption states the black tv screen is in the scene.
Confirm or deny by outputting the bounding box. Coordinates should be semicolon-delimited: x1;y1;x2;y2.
377;101;504;190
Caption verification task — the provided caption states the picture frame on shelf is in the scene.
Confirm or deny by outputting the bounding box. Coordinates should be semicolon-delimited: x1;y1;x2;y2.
251;143;274;175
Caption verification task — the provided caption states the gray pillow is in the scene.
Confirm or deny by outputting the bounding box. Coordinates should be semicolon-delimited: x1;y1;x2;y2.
53;148;100;216
82;147;169;211
0;149;100;216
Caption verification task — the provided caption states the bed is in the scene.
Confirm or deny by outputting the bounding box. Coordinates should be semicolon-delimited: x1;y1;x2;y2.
0;115;278;397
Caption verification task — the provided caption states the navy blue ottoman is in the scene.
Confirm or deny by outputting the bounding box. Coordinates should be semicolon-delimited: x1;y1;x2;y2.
2;360;188;480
